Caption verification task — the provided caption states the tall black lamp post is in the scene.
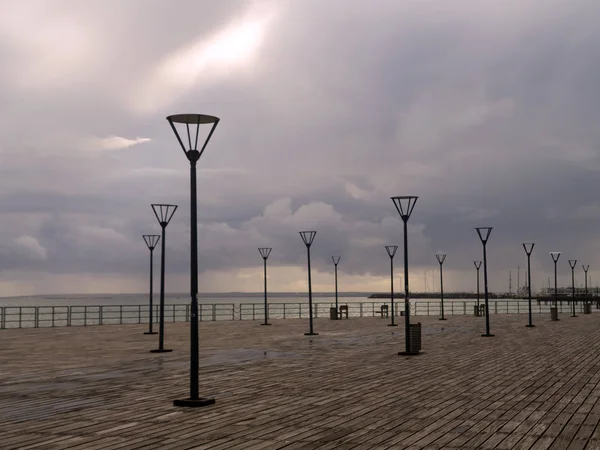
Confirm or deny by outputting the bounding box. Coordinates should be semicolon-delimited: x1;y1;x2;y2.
385;246;398;326
522;243;535;328
583;264;590;302
167;113;219;408
259;248;272;326
391;196;419;355
300;231;317;336
569;259;578;318
332;256;341;313
475;227;493;337
436;253;447;321
143;234;160;335
150;204;177;353
550;252;561;321
474;261;482;316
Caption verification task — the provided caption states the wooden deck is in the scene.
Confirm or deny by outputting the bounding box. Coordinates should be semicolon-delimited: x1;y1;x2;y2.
2;311;600;449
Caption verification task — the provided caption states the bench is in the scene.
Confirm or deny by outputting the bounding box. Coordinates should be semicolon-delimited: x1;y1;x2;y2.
339;305;349;319
380;305;389;318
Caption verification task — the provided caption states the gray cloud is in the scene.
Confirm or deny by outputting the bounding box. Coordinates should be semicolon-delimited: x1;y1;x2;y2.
0;0;599;295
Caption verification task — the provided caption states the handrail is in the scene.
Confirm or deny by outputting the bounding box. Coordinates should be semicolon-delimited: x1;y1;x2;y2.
0;299;594;329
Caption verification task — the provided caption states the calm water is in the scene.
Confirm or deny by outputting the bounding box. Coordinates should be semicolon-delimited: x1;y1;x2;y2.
0;292;528;307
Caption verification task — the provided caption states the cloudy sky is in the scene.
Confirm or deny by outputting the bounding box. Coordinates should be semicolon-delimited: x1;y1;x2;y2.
0;0;598;296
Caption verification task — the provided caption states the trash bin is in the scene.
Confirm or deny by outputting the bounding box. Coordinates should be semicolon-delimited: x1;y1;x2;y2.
550;307;558;321
330;307;338;320
584;303;592;314
473;305;480;317
409;323;422;353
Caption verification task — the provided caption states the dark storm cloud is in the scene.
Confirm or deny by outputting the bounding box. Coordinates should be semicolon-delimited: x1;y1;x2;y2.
0;0;599;293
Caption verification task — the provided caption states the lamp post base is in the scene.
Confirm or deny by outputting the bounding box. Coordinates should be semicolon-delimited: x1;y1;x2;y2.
388;323;398;327
398;351;421;356
261;323;272;326
525;324;535;328
439;318;447;321
143;331;158;335
571;315;578;318
481;334;495;337
150;349;173;353
173;397;215;408
304;332;319;336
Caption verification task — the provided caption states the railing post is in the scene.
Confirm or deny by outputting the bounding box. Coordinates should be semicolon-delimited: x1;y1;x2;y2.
299;303;301;318
84;307;87;326
495;302;498;314
35;307;39;328
99;306;103;325
451;302;454;315
360;302;363;317
138;305;141;324
212;304;216;322
67;306;71;327
120;305;123;324
372;303;375;316
19;307;22;328
52;307;55;327
427;302;430;315
173;304;176;322
463;302;466;315
186;304;190;322
283;303;286;319
252;303;255;320
0;307;3;329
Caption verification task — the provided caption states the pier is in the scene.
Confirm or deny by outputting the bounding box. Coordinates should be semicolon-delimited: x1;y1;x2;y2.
2;313;600;448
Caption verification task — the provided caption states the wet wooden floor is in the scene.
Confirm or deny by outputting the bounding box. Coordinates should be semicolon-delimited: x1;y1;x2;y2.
1;310;600;449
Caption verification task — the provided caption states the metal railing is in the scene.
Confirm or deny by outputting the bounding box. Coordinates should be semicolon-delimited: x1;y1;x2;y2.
0;299;595;329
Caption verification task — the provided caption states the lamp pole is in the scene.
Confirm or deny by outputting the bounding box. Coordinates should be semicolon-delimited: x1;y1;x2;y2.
142;234;160;335
522;243;535;328
300;231;317;336
391;196;419;355
550;252;561;321
150;204;177;353
476;227;493;337
569;259;577;317
258;248;272;326
385;246;398;326
474;261;482;316
436;253;447;320
332;256;341;313
583;265;590;296
168;114;219;408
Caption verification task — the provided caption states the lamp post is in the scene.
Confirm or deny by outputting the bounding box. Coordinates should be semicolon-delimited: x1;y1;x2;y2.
300;231;317;336
150;204;177;353
332;256;341;313
259;248;272;326
550;252;561;321
167;113;219;408
385;246;398;326
391;196;419;355
583;264;590;312
475;227;493;337
142;234;160;335
474;261;482;316
436;253;447;321
522;243;535;328
569;259;577;317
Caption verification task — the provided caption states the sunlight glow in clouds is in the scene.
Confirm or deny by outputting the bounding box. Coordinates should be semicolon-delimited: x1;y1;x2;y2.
131;5;276;114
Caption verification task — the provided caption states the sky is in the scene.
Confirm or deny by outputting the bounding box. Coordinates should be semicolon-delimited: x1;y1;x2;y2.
0;0;599;296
